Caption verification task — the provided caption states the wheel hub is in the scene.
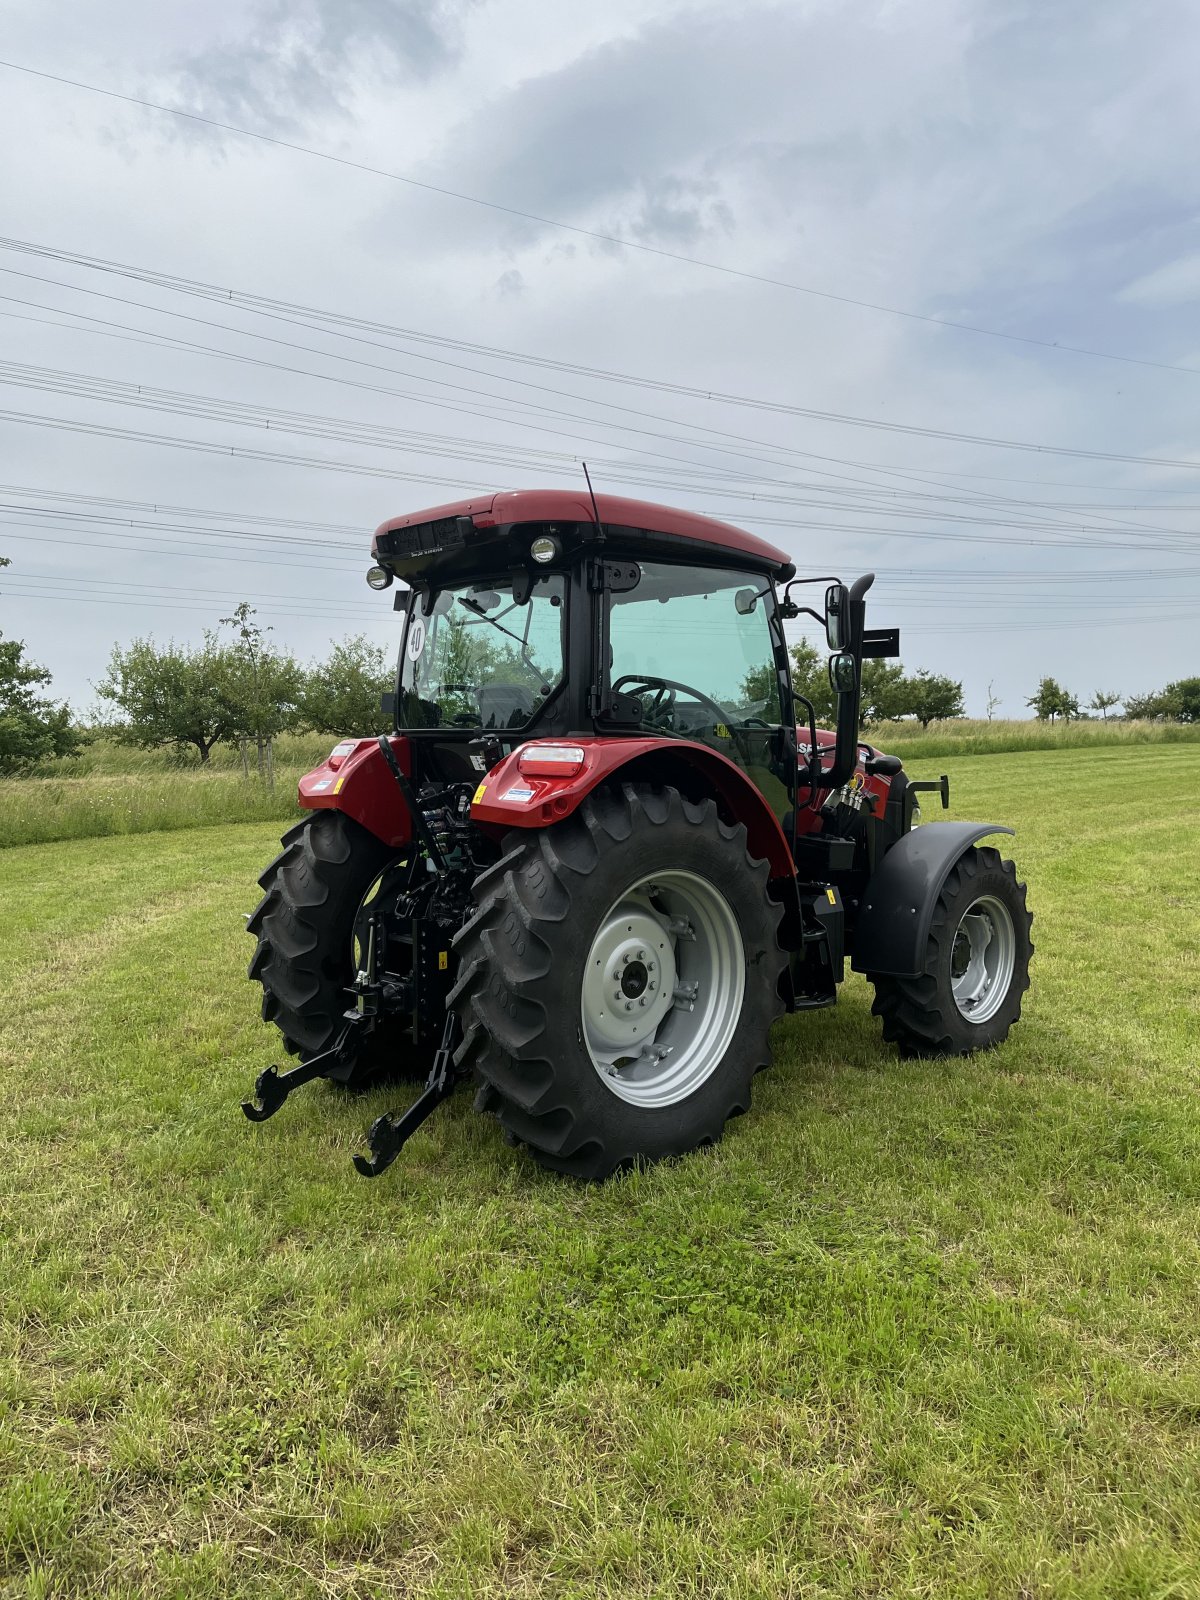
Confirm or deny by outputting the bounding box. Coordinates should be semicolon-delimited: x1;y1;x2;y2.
581;870;745;1108
581;908;676;1058
951;894;1016;1025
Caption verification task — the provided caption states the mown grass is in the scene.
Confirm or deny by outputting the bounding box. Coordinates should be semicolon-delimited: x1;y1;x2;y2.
2;744;1198;1597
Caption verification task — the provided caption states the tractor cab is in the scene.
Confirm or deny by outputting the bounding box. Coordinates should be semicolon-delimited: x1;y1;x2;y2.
244;490;1033;1181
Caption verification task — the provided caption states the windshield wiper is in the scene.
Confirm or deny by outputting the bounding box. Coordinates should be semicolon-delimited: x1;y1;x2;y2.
456;596;549;690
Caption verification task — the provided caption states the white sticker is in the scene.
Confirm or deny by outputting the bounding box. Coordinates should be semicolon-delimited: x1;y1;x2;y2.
405;615;427;661
310;779;332;791
501;785;535;803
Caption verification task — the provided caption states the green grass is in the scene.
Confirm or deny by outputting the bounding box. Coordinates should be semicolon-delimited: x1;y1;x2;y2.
872;716;1200;760
0;770;305;850
5;725;1198;850
2;746;1199;1597
0;735;333;849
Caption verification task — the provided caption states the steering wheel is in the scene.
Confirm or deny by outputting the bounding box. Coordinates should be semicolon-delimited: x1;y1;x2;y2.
611;675;739;740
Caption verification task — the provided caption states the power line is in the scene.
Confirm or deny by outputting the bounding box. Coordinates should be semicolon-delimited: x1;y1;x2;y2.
11;242;1200;558
6;236;1198;473
1;59;1193;378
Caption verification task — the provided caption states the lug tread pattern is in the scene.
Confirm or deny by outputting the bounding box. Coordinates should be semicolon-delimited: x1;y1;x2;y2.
869;847;1034;1059
451;783;785;1179
247;810;407;1067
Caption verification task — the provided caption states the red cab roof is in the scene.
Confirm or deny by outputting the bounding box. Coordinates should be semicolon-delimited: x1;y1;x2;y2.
373;489;792;573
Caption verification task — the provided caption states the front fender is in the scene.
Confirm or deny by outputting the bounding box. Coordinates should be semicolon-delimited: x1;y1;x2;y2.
850;822;1015;978
472;736;795;879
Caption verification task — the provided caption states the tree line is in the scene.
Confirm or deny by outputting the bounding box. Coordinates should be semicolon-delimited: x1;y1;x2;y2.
96;605;394;774
1025;675;1200;723
3;577;1199;777
0;590;392;776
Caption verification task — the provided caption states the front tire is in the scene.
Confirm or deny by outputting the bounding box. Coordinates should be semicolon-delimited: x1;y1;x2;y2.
869;845;1033;1057
450;784;786;1178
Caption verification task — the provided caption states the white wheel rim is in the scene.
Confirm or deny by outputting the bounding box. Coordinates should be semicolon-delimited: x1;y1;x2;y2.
950;894;1016;1024
581;869;745;1108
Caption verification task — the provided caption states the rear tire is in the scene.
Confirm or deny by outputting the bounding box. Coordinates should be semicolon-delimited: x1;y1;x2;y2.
868;845;1033;1057
247;811;430;1086
450;783;786;1178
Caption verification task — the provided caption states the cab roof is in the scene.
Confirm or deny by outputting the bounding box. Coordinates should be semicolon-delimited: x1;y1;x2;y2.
371;489;794;583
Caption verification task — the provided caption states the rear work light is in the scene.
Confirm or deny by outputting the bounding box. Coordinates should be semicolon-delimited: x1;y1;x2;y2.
518;743;586;778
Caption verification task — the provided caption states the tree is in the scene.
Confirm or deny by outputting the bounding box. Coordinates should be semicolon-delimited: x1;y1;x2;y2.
788;639;836;724
1087;690;1121;722
985;680;1001;721
1163;677;1200;723
859;659;908;725
1026;676;1079;721
97;637;240;763
301;636;392;736
1123;686;1176;720
907;669;965;728
0;559;83;771
220;602;303;779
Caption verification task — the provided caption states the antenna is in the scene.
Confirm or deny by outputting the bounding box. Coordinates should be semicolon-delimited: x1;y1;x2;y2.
581;461;605;544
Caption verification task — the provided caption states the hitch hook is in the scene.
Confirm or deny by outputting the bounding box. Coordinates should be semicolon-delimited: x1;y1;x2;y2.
241;1021;359;1122
353;1013;464;1177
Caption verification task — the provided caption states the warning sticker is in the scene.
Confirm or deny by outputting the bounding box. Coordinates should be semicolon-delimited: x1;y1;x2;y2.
472;781;487;804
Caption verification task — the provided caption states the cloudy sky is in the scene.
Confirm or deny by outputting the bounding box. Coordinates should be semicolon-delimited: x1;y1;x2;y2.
1;0;1198;716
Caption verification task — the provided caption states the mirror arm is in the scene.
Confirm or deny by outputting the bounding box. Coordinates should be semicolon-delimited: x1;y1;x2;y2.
820;572;876;793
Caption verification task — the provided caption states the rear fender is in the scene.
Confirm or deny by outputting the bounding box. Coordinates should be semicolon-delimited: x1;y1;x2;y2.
297;735;413;850
473;736;795;879
850;821;1015;977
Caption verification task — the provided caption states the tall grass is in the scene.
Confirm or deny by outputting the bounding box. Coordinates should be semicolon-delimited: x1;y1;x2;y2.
870;716;1200;759
0;734;334;849
0;769;303;849
5;722;1199;850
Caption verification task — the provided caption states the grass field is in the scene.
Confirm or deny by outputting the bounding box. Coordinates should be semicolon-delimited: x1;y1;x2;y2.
2;744;1198;1597
4;722;1198;851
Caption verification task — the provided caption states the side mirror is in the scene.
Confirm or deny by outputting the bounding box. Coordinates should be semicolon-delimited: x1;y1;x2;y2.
828;650;857;695
825;583;850;651
734;587;760;615
393;589;411;614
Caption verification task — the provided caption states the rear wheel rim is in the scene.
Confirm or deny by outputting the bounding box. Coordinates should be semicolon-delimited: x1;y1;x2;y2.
581;869;745;1108
950;894;1016;1024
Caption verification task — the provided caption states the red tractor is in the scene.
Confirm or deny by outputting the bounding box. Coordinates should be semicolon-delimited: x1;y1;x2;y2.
243;489;1032;1179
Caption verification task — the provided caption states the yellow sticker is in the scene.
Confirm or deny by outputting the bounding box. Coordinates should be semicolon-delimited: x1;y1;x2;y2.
713;723;730;739
826;889;837;905
438;951;448;971
472;781;487;804
333;774;346;794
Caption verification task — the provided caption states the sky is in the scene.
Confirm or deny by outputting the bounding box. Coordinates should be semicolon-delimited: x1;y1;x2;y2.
1;0;1198;718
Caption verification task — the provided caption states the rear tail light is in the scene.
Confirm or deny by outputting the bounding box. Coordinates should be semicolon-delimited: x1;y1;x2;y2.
327;740;358;771
518;743;586;778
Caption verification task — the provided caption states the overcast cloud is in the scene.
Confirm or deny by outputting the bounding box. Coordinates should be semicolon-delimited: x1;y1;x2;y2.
1;0;1198;717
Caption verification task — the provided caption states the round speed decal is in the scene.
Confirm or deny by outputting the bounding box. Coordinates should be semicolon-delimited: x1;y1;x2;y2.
405;615;427;661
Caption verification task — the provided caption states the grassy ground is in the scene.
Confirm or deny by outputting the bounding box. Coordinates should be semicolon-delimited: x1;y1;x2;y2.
5;724;1198;849
2;745;1198;1598
0;736;327;850
874;717;1200;760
